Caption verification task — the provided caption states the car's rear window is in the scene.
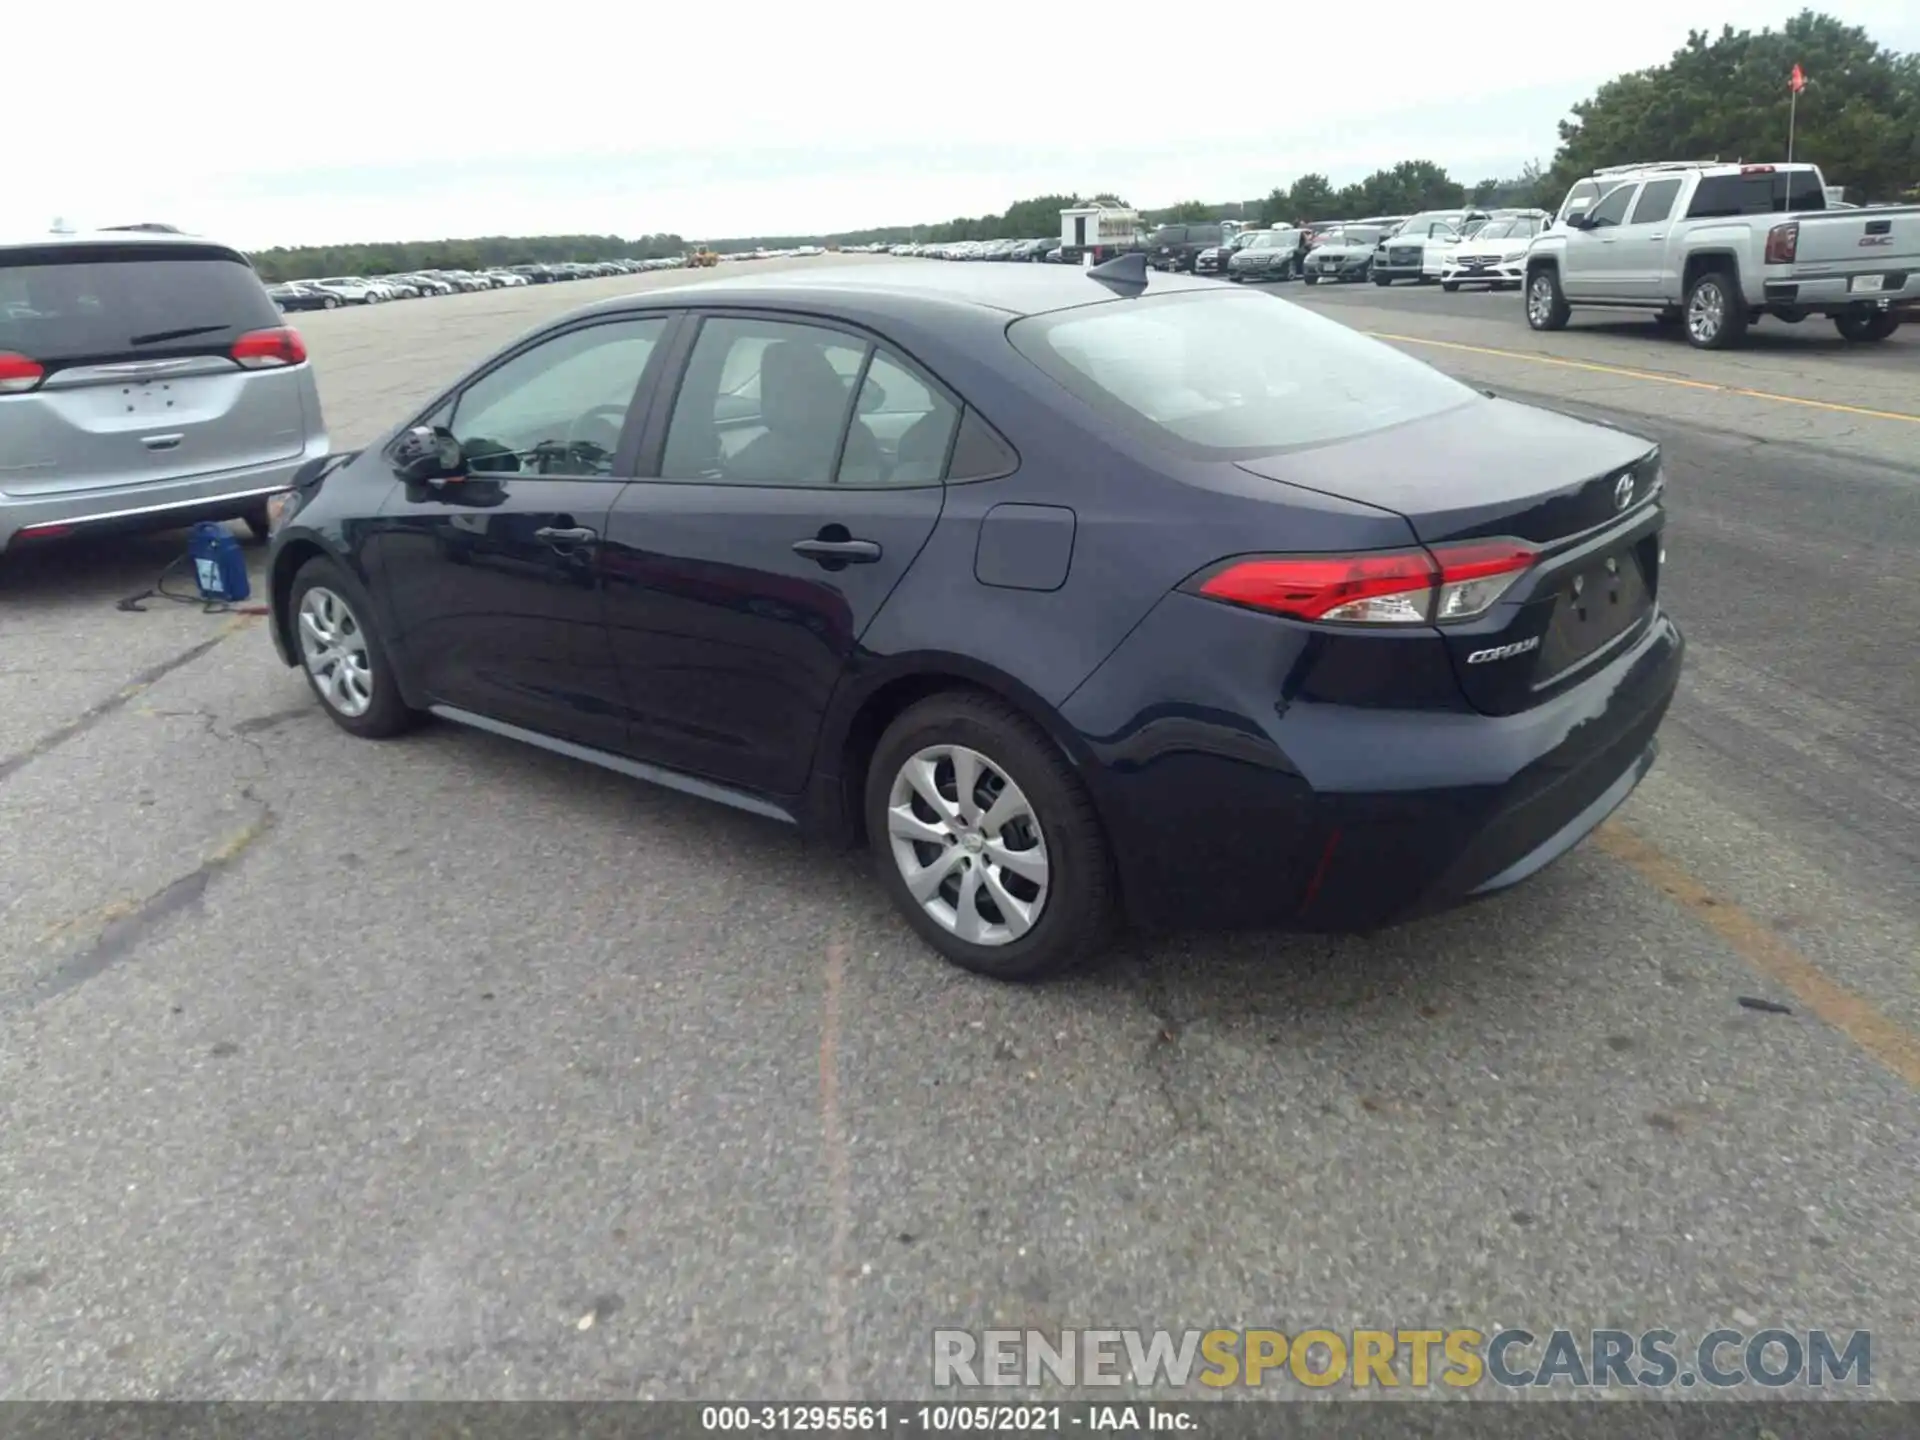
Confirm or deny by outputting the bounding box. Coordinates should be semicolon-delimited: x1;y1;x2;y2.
0;244;282;369
1008;288;1477;458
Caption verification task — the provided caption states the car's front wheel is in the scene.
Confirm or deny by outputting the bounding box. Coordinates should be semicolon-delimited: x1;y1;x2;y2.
288;556;416;739
1441;280;1460;292
866;692;1114;981
1303;273;1319;286
1526;267;1571;331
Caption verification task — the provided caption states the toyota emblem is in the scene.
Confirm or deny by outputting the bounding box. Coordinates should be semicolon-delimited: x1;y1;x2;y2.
1613;474;1635;511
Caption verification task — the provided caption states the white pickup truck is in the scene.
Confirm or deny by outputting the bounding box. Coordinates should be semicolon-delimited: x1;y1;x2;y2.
1522;160;1920;348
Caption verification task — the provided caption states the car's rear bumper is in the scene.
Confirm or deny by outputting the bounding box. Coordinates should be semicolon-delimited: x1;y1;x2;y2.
1761;271;1920;311
1059;592;1685;933
0;437;329;552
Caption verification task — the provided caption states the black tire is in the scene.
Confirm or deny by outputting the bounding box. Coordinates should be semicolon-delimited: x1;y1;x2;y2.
865;691;1116;982
1373;274;1392;286
1303;274;1319;286
1835;310;1900;343
1441;281;1460;292
240;504;272;544
322;296;339;310
1525;266;1571;331
286;555;417;740
1682;270;1747;349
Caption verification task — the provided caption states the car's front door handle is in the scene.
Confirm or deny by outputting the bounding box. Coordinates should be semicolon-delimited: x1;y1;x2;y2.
534;525;598;546
792;538;881;564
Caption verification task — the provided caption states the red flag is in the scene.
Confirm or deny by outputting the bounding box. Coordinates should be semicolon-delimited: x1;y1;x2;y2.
1790;63;1806;93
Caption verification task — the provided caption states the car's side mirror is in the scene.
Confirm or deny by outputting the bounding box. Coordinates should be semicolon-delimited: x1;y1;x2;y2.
1565;211;1590;230
392;424;464;484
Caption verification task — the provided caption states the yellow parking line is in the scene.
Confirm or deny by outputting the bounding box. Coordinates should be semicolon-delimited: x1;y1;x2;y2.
1597;822;1920;1088
1369;332;1920;425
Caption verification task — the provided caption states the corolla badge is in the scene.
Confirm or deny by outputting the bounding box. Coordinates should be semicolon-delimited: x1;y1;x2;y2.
1614;473;1635;510
1466;636;1541;665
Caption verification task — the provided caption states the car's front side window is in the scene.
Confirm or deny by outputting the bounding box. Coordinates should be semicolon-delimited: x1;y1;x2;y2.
449;317;667;477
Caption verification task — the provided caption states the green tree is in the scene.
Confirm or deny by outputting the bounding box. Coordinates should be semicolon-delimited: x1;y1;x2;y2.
1161;199;1215;223
1281;173;1338;222
1544;10;1920;205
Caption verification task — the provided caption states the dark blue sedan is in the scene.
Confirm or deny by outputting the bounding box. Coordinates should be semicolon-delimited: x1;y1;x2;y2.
262;257;1683;980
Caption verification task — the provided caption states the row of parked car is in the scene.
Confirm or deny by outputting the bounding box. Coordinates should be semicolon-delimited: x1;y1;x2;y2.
266;256;690;310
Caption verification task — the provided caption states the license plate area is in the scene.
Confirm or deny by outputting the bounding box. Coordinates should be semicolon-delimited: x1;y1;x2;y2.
1536;543;1652;679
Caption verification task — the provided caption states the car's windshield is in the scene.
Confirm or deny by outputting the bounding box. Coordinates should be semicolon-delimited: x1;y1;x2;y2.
1334;226;1384;246
1248;231;1293;249
1474;218;1521;241
1009;288;1476;458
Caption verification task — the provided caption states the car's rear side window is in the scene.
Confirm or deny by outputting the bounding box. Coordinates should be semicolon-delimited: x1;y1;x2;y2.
1687;170;1827;218
0;244;282;372
1008;289;1477;459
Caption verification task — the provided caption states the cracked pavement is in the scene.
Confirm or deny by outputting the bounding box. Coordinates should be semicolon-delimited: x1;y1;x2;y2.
1;259;1917;1401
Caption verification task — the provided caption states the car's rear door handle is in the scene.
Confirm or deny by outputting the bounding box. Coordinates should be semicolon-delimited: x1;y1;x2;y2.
534;525;598;546
792;538;881;564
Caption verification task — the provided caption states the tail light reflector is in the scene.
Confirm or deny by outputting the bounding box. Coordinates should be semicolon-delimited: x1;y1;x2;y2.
1765;221;1799;264
1191;540;1537;626
0;352;45;394
231;326;308;368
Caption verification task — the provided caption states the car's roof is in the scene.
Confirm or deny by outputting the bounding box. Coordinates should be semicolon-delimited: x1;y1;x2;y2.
577;259;1220;321
1;228;239;256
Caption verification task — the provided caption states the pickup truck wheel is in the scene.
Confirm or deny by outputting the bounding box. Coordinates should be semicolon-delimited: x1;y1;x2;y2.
1683;271;1747;349
1525;268;1570;331
1835;311;1900;343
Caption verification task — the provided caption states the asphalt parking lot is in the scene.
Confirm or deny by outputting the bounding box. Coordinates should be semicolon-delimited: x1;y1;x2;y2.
2;255;1917;1401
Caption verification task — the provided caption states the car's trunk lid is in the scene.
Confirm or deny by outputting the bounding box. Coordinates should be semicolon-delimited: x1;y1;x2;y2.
1236;398;1667;715
0;241;307;497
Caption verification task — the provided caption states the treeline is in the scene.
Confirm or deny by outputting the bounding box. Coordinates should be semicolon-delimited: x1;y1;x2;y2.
249;10;1915;278
251;233;689;283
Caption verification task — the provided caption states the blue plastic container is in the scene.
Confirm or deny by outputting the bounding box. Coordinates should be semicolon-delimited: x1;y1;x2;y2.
188;522;250;603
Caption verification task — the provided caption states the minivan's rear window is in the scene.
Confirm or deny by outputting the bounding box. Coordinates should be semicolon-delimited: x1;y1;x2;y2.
0;244;282;371
1009;289;1477;458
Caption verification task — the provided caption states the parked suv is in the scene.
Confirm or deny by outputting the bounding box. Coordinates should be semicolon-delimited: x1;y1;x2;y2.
0;231;328;554
1149;222;1226;273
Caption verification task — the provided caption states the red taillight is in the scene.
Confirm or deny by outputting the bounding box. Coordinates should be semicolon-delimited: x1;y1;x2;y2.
1740;164;1777;175
0;352;45;394
1193;540;1537;626
231;326;307;368
1765;221;1799;264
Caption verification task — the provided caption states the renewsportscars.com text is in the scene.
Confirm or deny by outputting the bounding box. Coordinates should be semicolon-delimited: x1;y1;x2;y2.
931;1327;1871;1391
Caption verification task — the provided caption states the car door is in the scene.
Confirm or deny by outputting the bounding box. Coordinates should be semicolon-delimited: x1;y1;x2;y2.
1613;177;1684;300
600;312;956;797
1558;182;1640;299
368;313;675;752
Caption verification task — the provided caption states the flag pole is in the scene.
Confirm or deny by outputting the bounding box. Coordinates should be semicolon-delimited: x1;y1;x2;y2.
1788;87;1797;164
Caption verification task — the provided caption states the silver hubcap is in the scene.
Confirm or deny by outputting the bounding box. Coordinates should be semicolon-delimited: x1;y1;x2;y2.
297;586;375;718
1688;282;1724;342
887;744;1049;948
1527;275;1554;324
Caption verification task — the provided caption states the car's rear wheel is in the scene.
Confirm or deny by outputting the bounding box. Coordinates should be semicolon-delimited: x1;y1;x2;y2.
289;556;416;739
866;692;1114;982
1684;270;1746;349
322;296;339;309
1835;310;1900;343
1526;267;1571;331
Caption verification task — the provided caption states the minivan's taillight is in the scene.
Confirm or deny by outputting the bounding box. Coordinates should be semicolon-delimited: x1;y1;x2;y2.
231;326;307;368
0;352;44;394
1765;221;1799;264
1190;540;1537;626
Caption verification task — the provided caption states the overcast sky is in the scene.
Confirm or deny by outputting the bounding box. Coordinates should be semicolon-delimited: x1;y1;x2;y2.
10;1;1918;249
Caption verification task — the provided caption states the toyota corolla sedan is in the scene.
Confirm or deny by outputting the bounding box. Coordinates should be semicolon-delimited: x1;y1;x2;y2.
263;258;1683;981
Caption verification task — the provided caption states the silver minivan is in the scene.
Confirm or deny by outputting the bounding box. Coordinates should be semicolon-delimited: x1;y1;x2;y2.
0;231;328;555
